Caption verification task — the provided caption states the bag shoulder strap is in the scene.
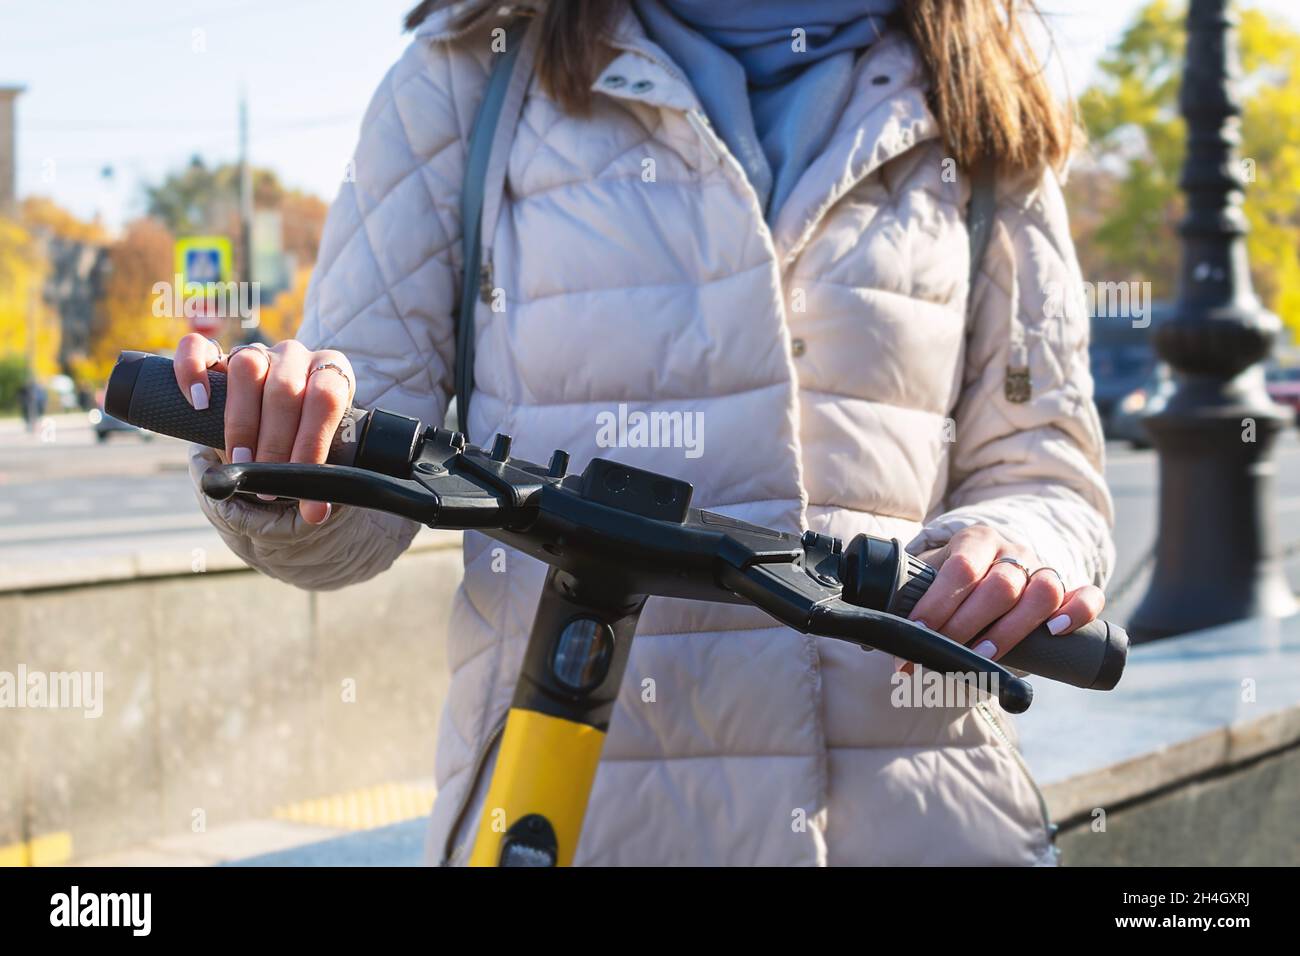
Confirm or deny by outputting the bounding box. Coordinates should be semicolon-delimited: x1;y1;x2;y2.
965;159;997;317
452;17;538;437
965;160;1031;403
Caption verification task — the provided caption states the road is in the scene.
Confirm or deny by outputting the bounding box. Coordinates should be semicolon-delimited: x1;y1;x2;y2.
5;411;1300;624
1103;433;1300;623
0;414;212;581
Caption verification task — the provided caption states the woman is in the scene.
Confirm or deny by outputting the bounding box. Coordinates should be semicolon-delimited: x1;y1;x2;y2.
175;0;1114;865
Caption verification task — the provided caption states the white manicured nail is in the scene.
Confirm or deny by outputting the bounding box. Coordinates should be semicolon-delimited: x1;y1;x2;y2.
1047;613;1071;635
974;640;998;659
257;494;276;501
306;502;332;525
190;382;209;410
231;447;253;463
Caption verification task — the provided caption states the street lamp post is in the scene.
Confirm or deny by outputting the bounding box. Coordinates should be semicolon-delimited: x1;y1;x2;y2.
1129;0;1297;640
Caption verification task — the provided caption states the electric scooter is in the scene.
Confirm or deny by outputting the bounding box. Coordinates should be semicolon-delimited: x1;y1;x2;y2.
106;351;1129;867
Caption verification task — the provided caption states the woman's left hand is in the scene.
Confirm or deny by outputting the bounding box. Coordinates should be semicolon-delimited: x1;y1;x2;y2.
904;525;1104;669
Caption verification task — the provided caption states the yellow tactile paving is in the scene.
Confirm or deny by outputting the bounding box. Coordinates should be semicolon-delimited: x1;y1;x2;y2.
0;830;73;867
0;781;434;865
272;781;436;831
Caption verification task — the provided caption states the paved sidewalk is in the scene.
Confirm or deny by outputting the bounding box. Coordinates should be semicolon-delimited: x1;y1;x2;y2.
75;820;350;867
69;779;436;867
233;820;427;867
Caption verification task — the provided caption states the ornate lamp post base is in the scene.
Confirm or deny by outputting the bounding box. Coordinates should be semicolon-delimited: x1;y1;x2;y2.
1128;0;1297;640
1130;392;1296;641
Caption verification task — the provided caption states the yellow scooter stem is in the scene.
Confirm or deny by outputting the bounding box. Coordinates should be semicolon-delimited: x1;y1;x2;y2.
469;707;606;867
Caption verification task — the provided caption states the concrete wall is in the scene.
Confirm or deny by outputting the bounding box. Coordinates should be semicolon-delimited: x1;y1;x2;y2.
4;533;1297;865
0;542;459;862
1056;744;1299;866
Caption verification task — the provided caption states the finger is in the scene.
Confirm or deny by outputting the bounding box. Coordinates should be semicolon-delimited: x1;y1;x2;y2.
223;345;271;465
942;560;1030;646
966;568;1068;660
255;342;310;466
1043;585;1105;636
174;333;223;410
291;353;353;524
290;353;352;464
906;530;1001;632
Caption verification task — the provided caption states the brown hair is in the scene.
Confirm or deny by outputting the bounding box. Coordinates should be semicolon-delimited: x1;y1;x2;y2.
405;0;1073;172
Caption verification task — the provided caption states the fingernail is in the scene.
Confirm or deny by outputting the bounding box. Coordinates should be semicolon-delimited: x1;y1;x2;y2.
190;382;209;410
257;494;276;501
974;640;998;659
914;620;930;630
300;502;330;522
231;447;252;463
1047;613;1071;635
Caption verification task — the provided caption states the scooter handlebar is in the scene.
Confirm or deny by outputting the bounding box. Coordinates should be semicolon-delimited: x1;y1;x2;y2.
107;351;1127;696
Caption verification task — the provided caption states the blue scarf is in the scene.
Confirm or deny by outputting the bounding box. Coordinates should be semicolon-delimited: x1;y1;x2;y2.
635;0;898;220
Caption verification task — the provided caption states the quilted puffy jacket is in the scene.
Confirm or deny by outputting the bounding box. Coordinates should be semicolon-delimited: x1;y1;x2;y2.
189;0;1114;865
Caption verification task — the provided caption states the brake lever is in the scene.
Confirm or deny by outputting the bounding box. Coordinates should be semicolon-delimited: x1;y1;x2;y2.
811;599;1033;713
200;436;544;531
724;556;1034;713
202;462;442;525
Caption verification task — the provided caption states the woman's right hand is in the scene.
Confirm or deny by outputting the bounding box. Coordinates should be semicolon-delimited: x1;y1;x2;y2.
173;334;356;525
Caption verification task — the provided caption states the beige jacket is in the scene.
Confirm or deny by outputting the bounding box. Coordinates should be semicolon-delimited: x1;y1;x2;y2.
190;1;1114;865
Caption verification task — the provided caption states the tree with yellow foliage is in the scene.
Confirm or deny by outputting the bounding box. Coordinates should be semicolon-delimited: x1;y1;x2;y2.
15;197;109;392
254;264;313;345
1070;0;1300;343
22;196;108;246
79;217;187;384
0;214;60;394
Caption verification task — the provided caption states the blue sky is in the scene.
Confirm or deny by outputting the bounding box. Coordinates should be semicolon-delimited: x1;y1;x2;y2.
2;0;1296;232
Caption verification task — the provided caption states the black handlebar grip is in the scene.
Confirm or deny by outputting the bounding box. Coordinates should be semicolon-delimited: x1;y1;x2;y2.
106;351;228;450
889;551;1128;691
105;351;365;467
1000;618;1128;691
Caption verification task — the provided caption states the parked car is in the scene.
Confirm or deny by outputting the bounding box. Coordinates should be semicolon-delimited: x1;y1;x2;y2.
1090;303;1171;438
1107;364;1174;448
89;387;153;443
88;406;153;443
1265;364;1300;425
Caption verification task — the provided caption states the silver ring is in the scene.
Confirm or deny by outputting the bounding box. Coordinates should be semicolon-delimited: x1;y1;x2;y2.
226;342;270;361
1029;565;1065;592
206;337;224;361
309;361;353;399
993;555;1032;587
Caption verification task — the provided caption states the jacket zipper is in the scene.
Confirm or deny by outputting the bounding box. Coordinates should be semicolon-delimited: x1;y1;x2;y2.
440;712;508;866
974;700;1058;854
685;111;724;165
